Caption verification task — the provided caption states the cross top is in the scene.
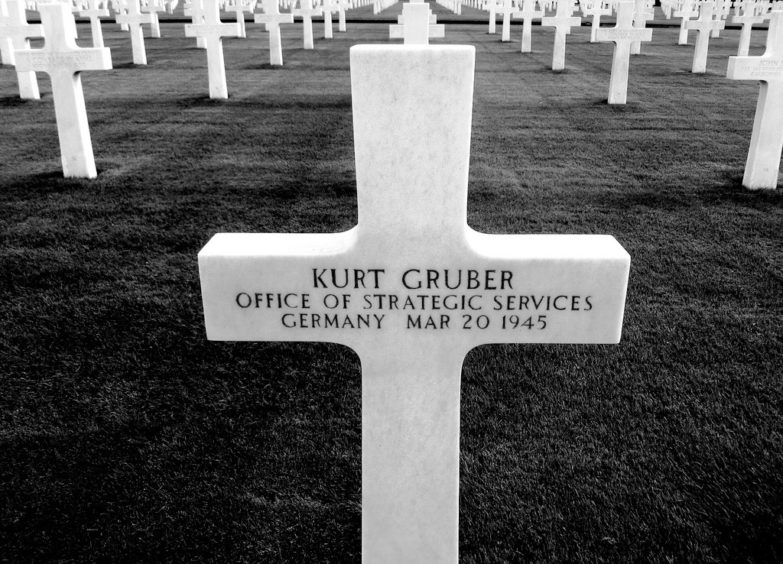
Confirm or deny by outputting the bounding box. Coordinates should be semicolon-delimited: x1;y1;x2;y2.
0;0;43;43
257;0;289;21
516;0;543;18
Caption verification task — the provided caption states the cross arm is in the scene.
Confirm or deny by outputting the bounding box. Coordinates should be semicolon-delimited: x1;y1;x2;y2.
727;56;783;80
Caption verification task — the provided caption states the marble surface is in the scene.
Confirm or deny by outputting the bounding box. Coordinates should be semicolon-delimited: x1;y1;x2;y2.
199;44;630;563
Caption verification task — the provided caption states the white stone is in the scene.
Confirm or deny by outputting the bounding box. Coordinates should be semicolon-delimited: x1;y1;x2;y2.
580;0;612;43
732;1;769;56
630;0;654;55
596;0;651;103
184;0;239;98
141;0;167;38
512;0;543;53
389;2;444;42
674;0;698;45
199;44;630;563
116;0;152;64
687;1;725;73
727;9;783;189
0;0;12;65
0;0;42;99
541;0;581;70
292;0;322;49
184;0;208;48
336;0;351;32
485;0;499;34
14;2;112;178
77;0;110;47
499;0;514;41
254;0;293;65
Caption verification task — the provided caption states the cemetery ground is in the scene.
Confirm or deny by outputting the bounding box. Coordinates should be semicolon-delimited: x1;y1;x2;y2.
1;19;782;563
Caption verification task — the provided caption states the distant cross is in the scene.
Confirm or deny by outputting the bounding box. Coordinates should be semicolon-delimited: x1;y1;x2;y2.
485;0;499;33
14;2;112;178
596;0;652;103
630;0;654;54
512;0;543;52
292;0;322;49
390;0;444;43
116;0;152;64
336;0;351;31
0;0;42;99
199;42;630;564
184;0;207;47
541;0;581;70
226;0;255;37
77;0;110;47
580;0;612;42
674;0;698;44
322;0;336;38
499;0;514;41
0;0;12;65
254;0;293;65
141;0;167;38
184;0;239;98
711;0;729;37
112;0;130;31
727;9;783;188
687;1;724;73
732;0;769;56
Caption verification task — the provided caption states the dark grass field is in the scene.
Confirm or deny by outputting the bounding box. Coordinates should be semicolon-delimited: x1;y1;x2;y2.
1;15;782;563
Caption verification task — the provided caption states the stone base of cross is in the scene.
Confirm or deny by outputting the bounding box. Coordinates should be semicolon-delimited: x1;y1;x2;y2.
727;9;783;189
199;43;630;563
14;2;112;178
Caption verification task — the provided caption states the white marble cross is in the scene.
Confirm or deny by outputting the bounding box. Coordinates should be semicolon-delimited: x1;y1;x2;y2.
0;0;42;99
292;0;321;49
0;0;12;65
141;0;167;38
512;0;543;52
499;0;515;41
254;0;293;65
336;0;351;31
226;0;255;37
581;0;612;42
596;0;652;103
485;0;499;34
184;0;239;98
77;0;110;47
727;9;783;189
674;0;698;44
184;0;207;47
389;0;444;43
732;0;769;56
541;0;581;70
322;0;336;38
687;1;724;73
199;43;630;564
14;2;111;178
630;0;654;54
116;0;152;64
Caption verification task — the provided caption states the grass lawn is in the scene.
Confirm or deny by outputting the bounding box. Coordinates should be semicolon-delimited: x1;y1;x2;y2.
1;17;782;562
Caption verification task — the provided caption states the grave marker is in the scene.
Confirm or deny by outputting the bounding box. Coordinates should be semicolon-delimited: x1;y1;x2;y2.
499;0;514;41
541;0;581;70
116;0;152;64
512;0;543;53
184;0;239;98
77;0;110;47
687;1;724;73
596;0;652;103
630;0;654;54
0;0;43;99
0;0;12;65
727;9;783;188
674;0;698;44
14;2;112;178
184;0;208;48
254;0;293;65
199;43;630;563
390;0;444;42
581;0;612;43
292;0;322;49
336;0;351;31
322;0;336;38
141;0;167;38
732;0;769;56
485;0;499;34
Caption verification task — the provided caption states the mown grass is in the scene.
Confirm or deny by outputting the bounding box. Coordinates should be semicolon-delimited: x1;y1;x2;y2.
1;19;782;563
